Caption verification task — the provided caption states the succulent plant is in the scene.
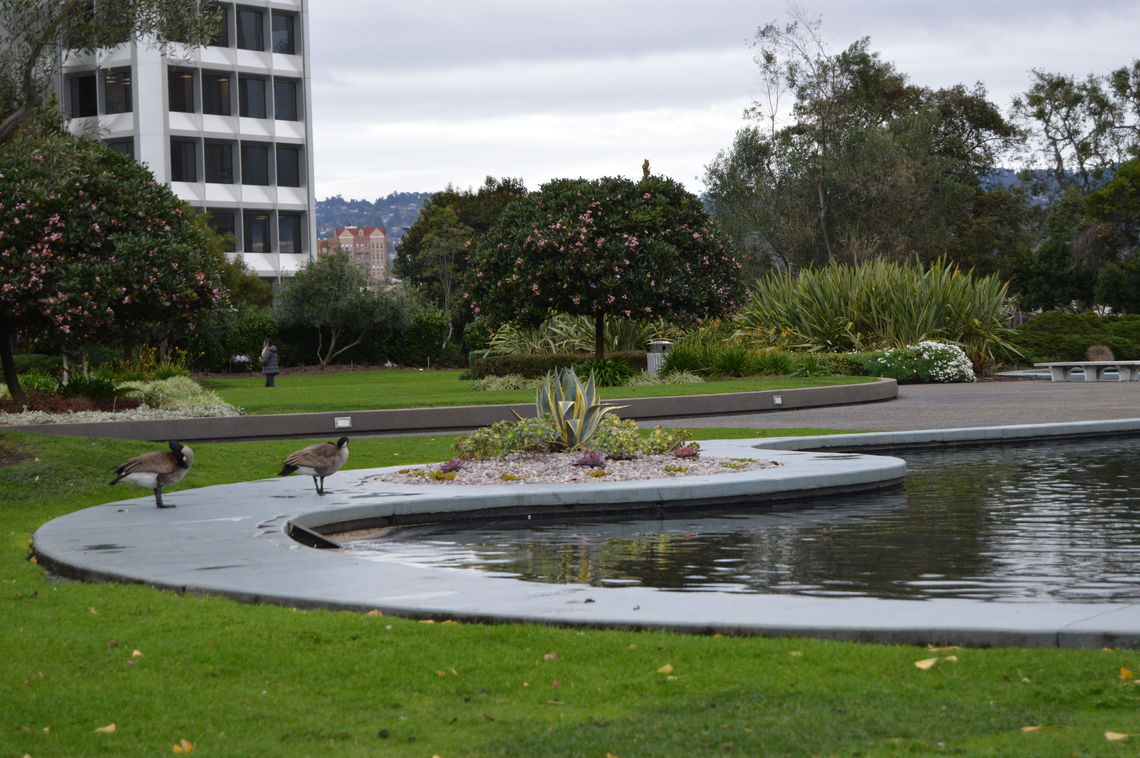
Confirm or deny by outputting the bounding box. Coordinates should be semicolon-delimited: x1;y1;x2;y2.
439;457;465;473
532;368;627;451
572;449;607;467
672;444;700;459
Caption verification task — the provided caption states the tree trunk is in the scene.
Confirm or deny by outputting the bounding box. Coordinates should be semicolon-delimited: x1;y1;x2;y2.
594;313;605;359
0;318;26;405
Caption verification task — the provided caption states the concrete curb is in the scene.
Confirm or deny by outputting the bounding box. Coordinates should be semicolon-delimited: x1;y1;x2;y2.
5;378;897;442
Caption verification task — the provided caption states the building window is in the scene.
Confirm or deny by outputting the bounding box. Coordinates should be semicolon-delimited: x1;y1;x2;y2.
170;138;198;182
273;78;299;121
67;74;97;118
168;69;195;113
279;213;302;254
204;141;234;183
208;3;231;47
276;145;301;187
202;72;232;116
236;7;264;51
271;11;296;54
243;210;271;253
103;69;131;114
105;139;134;158
239;75;266;118
206;208;236;242
240;142;269;185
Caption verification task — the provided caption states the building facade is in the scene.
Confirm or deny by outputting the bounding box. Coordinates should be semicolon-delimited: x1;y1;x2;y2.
60;0;316;280
317;227;390;288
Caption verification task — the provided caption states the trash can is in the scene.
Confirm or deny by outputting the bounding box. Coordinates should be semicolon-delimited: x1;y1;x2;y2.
646;340;673;376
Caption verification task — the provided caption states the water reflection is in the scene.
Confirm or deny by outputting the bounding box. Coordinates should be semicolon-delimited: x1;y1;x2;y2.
343;438;1140;603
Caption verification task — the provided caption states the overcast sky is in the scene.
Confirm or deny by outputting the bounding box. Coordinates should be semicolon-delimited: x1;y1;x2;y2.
307;1;1140;201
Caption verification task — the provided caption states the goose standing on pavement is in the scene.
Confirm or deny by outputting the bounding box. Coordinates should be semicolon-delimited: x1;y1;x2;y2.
109;440;194;508
278;436;350;495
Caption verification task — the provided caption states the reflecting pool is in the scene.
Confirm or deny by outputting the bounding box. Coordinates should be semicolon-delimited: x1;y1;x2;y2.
342;438;1140;603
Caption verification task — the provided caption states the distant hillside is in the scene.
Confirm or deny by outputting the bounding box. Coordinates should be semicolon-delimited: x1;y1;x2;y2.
316;192;432;247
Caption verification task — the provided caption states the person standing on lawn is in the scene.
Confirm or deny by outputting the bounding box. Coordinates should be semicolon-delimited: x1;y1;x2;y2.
260;339;279;387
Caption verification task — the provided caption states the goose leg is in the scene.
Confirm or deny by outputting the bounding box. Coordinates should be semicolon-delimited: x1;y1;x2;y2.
155;488;175;509
312;476;321;495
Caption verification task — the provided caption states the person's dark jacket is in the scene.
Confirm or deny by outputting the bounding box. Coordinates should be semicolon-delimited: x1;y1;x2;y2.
260;346;279;375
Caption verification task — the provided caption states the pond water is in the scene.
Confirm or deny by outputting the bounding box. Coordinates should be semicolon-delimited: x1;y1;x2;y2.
342;438;1140;603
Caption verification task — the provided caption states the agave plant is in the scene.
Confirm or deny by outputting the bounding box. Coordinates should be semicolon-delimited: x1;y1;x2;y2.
531;367;627;451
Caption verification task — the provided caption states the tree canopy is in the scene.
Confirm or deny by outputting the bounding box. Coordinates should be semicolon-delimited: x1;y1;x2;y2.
0;127;226;401
466;173;743;357
275;249;408;368
1;0;219;143
705;13;1021;276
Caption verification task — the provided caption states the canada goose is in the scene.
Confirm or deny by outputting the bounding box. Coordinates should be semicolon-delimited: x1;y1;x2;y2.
278;436;350;495
109;440;194;509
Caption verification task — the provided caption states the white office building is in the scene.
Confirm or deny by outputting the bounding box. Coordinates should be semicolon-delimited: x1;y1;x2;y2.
60;1;316;280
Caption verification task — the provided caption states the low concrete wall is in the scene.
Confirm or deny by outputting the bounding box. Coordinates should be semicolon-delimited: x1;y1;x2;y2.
5;378;897;443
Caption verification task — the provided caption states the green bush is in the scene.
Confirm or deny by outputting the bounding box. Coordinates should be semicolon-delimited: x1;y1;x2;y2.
591;416;646;459
659;344;708;374
452;417;553;459
864;341;976;383
13;354;59;374
791;354;831;378
735;258;1017;370
750;348;795;376
707;344;754;377
574;357;637;387
1011;311;1140;363
469;374;538;392
58;374;122;399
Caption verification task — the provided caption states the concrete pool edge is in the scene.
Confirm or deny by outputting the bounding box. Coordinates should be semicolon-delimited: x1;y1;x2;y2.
31;419;1140;648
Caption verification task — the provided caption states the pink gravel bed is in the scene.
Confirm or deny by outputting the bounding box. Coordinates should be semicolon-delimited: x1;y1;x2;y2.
365;451;780;486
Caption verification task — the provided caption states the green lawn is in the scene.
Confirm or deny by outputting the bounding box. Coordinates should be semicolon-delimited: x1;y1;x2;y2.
201;369;877;415
3;429;1139;756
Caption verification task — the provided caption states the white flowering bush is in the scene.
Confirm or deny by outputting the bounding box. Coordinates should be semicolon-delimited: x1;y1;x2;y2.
864;341;976;383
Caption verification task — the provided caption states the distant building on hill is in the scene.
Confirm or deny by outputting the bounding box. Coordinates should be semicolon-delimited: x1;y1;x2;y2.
317;226;390;287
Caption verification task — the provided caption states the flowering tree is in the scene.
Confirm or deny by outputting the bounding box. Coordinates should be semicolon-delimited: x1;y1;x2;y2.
0;129;226;402
466;174;743;357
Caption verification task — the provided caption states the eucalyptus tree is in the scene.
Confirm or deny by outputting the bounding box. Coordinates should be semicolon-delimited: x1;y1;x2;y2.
706;11;1020;275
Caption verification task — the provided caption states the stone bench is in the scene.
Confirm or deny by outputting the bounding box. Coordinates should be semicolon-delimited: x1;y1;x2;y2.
1034;361;1140;382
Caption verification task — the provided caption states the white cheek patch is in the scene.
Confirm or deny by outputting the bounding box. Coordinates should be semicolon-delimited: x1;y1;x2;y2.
121;472;160;489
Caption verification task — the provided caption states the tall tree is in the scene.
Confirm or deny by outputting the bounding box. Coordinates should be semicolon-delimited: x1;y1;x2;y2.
0;126;226;402
394;175;526;310
0;0;219;143
275;249;403;368
466;173;743;358
707;12;1019;275
414;204;474;347
1012;62;1140;193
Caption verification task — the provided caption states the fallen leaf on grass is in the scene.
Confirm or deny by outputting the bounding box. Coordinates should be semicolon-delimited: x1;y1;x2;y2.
914;655;958;670
927;645;962;653
366;609;384;617
131;650;143;658
546;700;564;706
657;664;674;674
93;723;116;734
543;651;558;661
1020;726;1054;733
1121;667;1135;681
172;738;194;753
1106;732;1134;741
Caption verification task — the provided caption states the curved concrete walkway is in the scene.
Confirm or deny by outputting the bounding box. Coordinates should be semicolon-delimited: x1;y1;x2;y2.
32;413;1140;649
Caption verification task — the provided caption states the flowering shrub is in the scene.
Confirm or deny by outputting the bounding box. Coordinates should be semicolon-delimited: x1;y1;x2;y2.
864;341;976;383
466;174;743;355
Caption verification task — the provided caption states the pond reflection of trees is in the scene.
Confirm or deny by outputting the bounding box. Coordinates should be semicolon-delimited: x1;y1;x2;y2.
350;439;1140;602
